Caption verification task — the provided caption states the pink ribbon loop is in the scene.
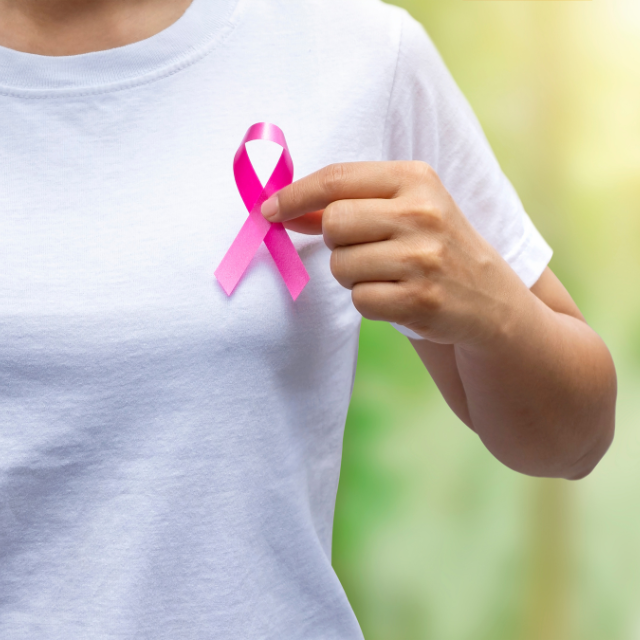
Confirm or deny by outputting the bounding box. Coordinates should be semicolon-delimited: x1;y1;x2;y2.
215;123;310;300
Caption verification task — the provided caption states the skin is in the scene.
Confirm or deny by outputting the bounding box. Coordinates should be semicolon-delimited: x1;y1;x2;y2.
0;1;617;480
0;0;192;56
263;163;617;480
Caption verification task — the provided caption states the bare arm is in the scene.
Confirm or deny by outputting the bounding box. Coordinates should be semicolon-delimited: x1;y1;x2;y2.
262;161;617;480
410;267;616;479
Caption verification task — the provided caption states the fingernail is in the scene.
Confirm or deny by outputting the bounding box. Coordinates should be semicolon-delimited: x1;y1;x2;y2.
261;196;279;220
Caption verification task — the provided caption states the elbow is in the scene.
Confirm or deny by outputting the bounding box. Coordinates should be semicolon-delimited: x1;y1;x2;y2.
564;416;615;480
564;358;617;480
479;349;618;480
485;400;617;480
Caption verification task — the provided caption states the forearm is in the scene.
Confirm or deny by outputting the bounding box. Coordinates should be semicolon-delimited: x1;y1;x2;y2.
263;161;616;479
457;294;615;479
415;289;616;479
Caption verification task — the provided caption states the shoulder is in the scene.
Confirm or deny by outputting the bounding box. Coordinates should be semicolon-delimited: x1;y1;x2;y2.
300;1;442;85
241;1;436;79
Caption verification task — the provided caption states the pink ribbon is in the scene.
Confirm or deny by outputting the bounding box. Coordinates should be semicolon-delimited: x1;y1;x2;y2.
215;123;310;300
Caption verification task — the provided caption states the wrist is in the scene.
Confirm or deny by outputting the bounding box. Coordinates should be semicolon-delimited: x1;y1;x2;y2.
457;269;540;357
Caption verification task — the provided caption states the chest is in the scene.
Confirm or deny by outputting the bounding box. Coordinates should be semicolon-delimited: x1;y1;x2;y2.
0;58;386;363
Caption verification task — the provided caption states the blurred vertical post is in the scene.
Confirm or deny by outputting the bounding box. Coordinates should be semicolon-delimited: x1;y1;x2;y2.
522;479;573;640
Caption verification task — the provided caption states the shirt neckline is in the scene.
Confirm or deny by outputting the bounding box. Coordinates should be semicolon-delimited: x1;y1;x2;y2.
0;0;240;97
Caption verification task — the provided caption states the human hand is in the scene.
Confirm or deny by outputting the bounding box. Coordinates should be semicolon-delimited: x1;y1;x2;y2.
261;161;531;348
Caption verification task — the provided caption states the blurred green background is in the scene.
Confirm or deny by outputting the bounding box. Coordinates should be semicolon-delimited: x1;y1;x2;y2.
331;1;640;639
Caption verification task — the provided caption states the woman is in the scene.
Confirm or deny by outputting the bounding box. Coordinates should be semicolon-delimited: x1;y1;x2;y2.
0;0;616;638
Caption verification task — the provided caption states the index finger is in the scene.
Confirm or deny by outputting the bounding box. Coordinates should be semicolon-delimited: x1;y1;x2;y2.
261;161;406;223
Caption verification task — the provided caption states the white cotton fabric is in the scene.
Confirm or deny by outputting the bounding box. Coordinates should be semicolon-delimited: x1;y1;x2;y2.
0;0;551;637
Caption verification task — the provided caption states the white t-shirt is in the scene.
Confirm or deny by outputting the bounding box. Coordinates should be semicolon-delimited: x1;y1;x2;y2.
0;0;552;638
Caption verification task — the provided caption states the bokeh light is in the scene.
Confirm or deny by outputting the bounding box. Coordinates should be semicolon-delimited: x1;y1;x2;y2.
332;2;640;639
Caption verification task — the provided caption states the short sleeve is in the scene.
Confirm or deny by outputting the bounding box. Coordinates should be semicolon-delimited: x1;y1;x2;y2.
382;12;552;339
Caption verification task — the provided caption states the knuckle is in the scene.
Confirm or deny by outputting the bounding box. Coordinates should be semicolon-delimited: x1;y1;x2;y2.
425;202;445;226
415;282;444;313
395;243;420;272
321;163;347;194
351;285;375;317
329;248;351;288
424;240;446;271
329;249;341;277
403;198;445;231
352;283;404;323
322;201;346;240
396;239;445;277
407;160;435;184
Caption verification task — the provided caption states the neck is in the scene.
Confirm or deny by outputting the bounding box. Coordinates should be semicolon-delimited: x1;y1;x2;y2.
0;0;193;56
